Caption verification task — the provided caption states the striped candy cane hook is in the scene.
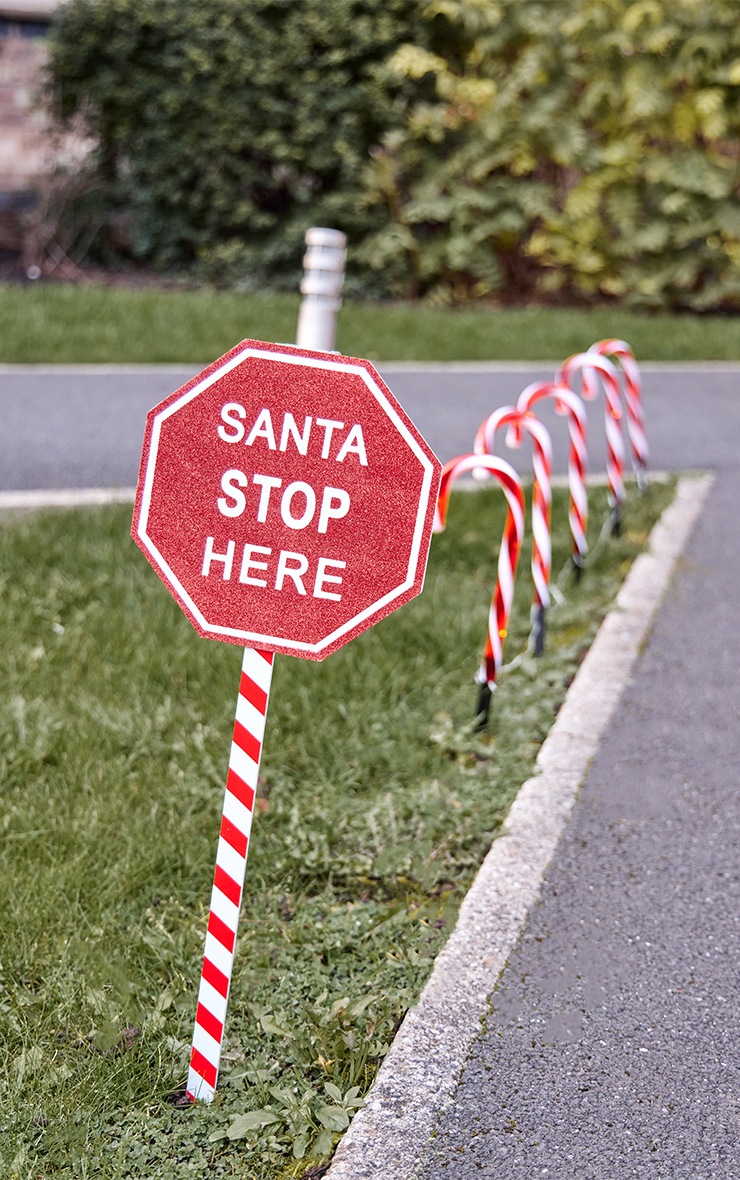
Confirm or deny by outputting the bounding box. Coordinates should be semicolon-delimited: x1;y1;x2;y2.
557;351;625;533
473;407;552;655
435;453;524;727
516;381;589;578
187;647;274;1103
589;339;649;490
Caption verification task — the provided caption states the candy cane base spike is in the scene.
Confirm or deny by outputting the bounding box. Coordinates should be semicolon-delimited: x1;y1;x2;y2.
530;603;546;657
474;680;493;730
187;646;274;1103
611;502;622;537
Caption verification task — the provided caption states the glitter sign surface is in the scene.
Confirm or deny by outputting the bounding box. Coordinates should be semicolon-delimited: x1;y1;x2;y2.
132;339;441;659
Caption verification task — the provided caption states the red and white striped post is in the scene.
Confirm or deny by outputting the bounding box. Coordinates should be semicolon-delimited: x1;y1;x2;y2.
516;381;589;578
473;407;552;656
589;339;649;490
557;351;625;534
434;453;525;727
187;647;274;1102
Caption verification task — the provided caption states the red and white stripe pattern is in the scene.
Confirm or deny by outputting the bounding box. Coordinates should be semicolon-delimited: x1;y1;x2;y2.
590;338;649;484
435;453;525;690
516;380;589;568
187;646;275;1103
473;407;553;611
557;352;625;510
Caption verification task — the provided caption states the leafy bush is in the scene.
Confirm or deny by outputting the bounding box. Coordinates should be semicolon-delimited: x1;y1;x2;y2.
47;0;438;288
47;0;739;308
360;0;740;308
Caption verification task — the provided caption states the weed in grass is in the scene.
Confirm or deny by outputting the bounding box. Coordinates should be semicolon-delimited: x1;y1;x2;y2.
0;481;674;1176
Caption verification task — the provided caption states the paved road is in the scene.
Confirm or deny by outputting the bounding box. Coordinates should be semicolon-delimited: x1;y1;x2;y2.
415;444;740;1179
417;450;740;1180
1;363;737;491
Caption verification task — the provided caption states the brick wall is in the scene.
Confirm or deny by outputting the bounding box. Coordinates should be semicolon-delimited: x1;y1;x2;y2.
0;6;87;252
0;21;50;196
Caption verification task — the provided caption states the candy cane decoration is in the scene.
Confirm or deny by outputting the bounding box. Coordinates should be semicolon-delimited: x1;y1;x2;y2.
516;381;589;577
473;407;552;655
435;453;524;726
187;647;274;1103
557;351;625;533
589;339;649;490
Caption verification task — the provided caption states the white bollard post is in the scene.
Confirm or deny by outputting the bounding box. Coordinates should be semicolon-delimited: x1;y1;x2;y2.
295;227;347;352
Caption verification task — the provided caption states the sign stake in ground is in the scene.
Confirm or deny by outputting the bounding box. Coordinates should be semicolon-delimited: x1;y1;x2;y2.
188;646;274;1101
131;338;441;1101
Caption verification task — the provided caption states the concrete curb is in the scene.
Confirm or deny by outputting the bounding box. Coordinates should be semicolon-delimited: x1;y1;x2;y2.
326;472;714;1180
0;487;136;511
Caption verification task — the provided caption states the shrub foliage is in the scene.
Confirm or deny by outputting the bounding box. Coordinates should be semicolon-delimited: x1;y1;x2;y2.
47;0;739;308
47;0;436;288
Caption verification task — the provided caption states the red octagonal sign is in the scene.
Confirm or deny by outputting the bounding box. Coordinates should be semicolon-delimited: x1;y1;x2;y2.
132;339;441;660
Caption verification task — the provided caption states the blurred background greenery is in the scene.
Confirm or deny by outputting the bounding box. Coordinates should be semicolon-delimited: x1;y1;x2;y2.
26;0;738;312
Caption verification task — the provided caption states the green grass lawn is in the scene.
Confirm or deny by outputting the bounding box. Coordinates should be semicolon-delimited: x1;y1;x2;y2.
0;479;674;1178
1;282;738;363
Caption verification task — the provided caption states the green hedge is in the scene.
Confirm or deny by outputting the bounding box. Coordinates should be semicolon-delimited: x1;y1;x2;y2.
359;0;740;308
47;0;440;290
48;0;739;308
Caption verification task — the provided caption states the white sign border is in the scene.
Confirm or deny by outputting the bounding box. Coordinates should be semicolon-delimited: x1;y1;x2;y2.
136;345;437;655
